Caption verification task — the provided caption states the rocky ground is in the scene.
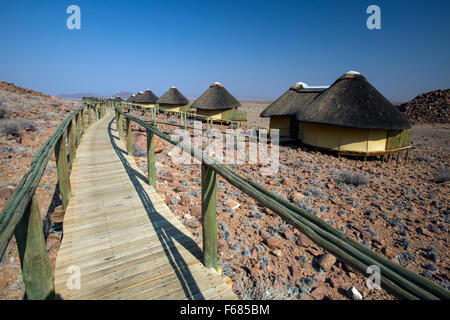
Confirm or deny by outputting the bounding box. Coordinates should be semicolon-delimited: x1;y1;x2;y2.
0;81;81;299
129;102;449;300
397;89;449;125
0;86;448;300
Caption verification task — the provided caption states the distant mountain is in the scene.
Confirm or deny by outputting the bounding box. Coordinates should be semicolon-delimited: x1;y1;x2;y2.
57;92;105;100
111;91;133;100
58;91;134;100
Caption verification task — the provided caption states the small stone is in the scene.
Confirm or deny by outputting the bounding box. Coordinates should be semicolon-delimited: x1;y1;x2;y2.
297;234;314;248
416;226;433;237
317;253;336;271
191;206;201;217
259;230;271;241
310;286;327;300
349;286;363;300
266;238;282;249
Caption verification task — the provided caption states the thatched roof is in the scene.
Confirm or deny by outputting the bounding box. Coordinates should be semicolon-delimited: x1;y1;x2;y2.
295;72;412;130
191;82;241;110
260;83;326;117
126;94;136;102
135;89;158;103
157;87;189;105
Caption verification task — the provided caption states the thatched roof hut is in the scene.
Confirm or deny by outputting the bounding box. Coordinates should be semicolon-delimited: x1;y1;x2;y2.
191;82;246;121
295;72;411;130
126;94;136;102
260;82;327;138
191;82;241;110
261;83;326;117
134;91;144;103
295;71;412;155
157;87;189;105
157;87;189;112
135;89;159;104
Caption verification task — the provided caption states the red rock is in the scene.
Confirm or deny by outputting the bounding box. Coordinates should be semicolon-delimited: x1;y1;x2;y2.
259;230;271;241
289;266;302;279
416;226;433;237
250;267;262;278
282;229;295;240
297;234;314;248
291;192;305;203
266;238;282;249
310;286;327;300
185;218;200;228
317;253;336;271
272;249;283;257
191;206;201;217
0;188;13;199
282;178;293;188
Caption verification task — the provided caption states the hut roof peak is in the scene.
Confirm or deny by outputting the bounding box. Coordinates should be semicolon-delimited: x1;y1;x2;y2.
210;82;224;87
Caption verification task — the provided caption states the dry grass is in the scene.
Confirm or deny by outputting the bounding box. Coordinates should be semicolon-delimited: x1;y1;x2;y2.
340;171;369;186
0;119;35;136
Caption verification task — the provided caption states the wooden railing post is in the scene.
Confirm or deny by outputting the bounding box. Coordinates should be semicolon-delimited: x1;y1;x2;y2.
201;163;218;270
88;107;92;126
95;105;99;120
81;107;86;134
147;129;156;188
76;112;82;145
68;119;76;166
118;107;124;141
55;133;72;209
126;117;133;156
14;195;54;300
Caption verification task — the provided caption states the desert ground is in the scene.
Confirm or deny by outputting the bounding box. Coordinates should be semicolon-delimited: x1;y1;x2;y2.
0;83;449;300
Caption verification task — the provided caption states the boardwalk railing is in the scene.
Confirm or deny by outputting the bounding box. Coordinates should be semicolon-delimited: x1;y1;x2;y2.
0;103;100;299
110;99;450;300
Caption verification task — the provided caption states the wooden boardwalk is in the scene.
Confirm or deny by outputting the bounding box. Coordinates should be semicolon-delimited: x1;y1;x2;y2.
54;111;236;300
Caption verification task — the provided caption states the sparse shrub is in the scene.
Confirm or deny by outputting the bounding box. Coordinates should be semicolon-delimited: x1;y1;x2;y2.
0;120;19;136
415;155;435;163
340;171;369;186
0;118;36;136
0;104;8;119
233;275;300;300
435;168;450;184
132;143;146;157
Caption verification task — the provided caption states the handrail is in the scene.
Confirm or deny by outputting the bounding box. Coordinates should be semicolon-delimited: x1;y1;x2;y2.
0;102;98;299
112;100;450;300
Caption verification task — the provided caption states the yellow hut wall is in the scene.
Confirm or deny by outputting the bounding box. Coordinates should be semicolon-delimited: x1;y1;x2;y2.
298;122;388;153
269;116;291;137
196;109;225;120
160;104;189;112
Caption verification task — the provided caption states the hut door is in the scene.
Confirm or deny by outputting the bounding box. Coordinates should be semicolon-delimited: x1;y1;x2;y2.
290;117;299;139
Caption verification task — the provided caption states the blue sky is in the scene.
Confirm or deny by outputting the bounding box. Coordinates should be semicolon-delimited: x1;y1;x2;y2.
0;0;449;101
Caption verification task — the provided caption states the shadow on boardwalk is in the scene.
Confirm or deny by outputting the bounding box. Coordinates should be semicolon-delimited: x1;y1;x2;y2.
107;117;204;300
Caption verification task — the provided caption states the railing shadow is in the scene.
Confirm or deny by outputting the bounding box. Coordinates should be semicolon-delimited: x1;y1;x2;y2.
106;116;205;300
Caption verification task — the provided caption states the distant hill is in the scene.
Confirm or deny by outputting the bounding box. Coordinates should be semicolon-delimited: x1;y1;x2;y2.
111;91;133;100
58;91;134;100
57;92;104;100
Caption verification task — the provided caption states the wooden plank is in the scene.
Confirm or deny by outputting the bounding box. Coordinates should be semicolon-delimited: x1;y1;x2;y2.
54;111;235;300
